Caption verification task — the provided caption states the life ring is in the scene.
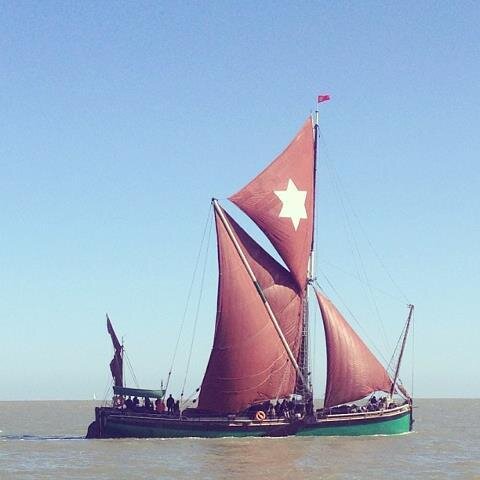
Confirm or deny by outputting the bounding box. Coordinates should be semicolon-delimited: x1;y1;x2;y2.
255;410;266;421
114;396;124;408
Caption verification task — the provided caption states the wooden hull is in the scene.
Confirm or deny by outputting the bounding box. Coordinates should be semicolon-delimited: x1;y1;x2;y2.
87;407;298;439
86;404;413;439
296;404;413;436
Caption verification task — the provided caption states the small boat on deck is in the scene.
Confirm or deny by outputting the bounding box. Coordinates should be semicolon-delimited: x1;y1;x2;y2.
87;100;414;439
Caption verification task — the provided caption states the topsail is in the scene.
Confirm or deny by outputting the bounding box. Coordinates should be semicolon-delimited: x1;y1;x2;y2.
229;118;315;291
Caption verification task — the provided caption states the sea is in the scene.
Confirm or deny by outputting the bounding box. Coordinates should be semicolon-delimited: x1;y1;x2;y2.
0;399;478;479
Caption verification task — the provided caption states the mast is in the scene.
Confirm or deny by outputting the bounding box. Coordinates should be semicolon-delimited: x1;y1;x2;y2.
212;198;308;390
390;304;414;398
297;111;319;400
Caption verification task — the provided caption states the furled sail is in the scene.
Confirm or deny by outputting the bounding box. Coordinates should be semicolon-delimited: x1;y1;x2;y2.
229;118;315;291
107;315;123;387
197;207;303;414
315;289;393;408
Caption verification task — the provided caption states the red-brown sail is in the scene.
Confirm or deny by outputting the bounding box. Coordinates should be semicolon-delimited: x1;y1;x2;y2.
107;316;123;387
315;289;393;408
197;207;302;414
229;118;315;291
223;209;303;360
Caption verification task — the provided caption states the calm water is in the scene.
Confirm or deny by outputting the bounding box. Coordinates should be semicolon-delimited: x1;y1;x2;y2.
0;399;478;479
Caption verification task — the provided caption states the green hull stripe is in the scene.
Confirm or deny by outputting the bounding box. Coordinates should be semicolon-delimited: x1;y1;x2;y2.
296;412;411;436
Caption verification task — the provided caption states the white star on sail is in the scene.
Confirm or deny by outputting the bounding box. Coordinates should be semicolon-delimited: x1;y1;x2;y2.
274;179;307;231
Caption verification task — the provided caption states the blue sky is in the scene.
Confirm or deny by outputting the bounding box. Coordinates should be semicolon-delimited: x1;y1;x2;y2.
1;1;479;400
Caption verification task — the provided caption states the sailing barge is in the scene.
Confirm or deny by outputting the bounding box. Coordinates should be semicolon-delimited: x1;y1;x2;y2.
87;105;414;439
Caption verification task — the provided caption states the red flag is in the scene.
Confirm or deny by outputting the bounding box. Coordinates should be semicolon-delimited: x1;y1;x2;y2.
317;94;330;103
229;118;315;291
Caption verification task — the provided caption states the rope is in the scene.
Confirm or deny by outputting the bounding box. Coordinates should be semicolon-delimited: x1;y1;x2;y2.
274;357;291;401
316;130;411;359
124;349;139;388
164;205;213;395
320;133;390;354
102;378;113;406
317;131;409;304
319;259;406;304
386;321;405;375
180;209;213;400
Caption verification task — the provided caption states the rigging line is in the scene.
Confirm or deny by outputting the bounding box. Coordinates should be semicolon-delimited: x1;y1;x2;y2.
384;323;407;389
180;208;213;399
102;377;113;406
315;276;389;365
318;131;409;304
384;310;408;372
317;132;391;354
124;349;139;388
164;204;213;394
317;132;374;312
274;357;291;401
386;324;405;375
318;258;406;304
316;129;365;288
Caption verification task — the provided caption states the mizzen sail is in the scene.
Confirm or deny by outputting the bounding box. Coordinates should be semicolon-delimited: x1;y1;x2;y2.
229;118;315;291
107;315;123;387
197;207;302;414
315;289;393;408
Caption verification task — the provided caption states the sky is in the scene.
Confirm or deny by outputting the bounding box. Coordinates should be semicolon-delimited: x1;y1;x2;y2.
1;1;479;401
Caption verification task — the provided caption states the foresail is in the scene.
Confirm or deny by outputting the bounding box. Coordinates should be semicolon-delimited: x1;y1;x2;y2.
315;289;393;408
229;118;315;291
197;207;302;414
107;316;123;387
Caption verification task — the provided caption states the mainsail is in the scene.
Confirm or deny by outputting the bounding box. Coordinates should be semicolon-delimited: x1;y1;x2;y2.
315;289;393;408
229;118;315;291
107;315;123;387
222;210;303;357
197;207;303;414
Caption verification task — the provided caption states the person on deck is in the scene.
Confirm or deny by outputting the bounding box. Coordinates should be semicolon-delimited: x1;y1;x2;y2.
155;398;165;413
306;398;314;416
274;400;281;418
125;396;133;410
166;394;175;414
